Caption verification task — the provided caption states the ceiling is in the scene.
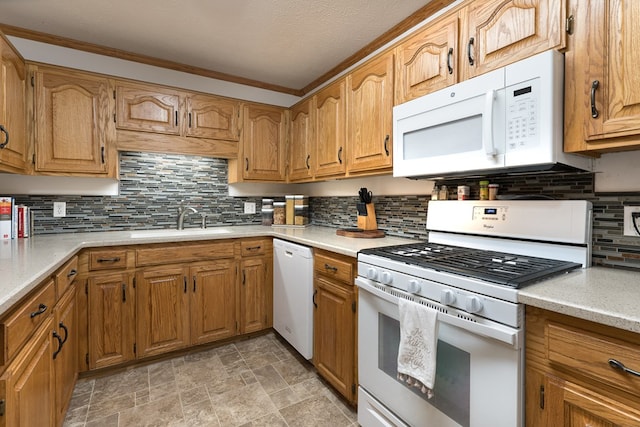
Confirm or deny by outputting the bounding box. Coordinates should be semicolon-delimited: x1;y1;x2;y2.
0;0;447;95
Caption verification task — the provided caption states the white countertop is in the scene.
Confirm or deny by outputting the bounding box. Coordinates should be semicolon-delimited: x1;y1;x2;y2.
0;225;417;315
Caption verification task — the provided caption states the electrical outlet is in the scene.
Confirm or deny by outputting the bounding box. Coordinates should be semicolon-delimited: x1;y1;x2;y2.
53;202;66;217
244;202;256;214
623;206;640;236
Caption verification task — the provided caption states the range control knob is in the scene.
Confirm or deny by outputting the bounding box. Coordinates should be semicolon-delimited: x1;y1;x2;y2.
380;271;393;285
366;267;378;281
465;296;484;314
440;289;456;305
407;280;421;294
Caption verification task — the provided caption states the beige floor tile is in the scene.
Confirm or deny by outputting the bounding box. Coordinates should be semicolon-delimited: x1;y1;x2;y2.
212;382;279;426
85;413;119;427
280;395;352;427
118;394;183;427
252;364;289;394
179;385;209;406
238;411;288;427
272;358;316;386
206;375;247;397
86;393;135;421
182;399;221;426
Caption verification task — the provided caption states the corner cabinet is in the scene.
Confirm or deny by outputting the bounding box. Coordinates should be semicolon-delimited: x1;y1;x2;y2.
564;0;640;153
313;250;357;405
230;103;286;182
0;33;28;174
525;306;640;426
346;52;394;174
32;65;115;176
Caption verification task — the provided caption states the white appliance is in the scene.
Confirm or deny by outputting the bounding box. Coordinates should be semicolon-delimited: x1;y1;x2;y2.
393;50;593;179
273;239;314;359
356;200;592;427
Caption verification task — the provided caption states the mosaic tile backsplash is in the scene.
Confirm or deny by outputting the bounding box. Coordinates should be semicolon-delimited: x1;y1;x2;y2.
12;152;640;270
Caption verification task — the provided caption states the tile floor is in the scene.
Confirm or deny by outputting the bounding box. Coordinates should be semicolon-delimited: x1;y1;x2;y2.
63;332;358;426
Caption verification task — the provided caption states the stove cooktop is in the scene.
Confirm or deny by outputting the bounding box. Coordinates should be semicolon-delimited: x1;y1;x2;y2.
359;242;582;288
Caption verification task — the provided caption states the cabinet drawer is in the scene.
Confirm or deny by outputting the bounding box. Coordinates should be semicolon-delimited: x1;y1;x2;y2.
89;249;129;271
547;322;640;396
136;241;235;266
314;252;354;284
55;255;78;297
0;279;56;365
240;239;270;257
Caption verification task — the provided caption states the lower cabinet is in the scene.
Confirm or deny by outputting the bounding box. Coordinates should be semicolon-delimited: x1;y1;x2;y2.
53;285;78;426
239;238;273;334
0;317;55;427
313;250;357;405
525;306;640;426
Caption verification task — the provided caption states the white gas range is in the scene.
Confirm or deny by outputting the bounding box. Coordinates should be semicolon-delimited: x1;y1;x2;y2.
356;200;592;427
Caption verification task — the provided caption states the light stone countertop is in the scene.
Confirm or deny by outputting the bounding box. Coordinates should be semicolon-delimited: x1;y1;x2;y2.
518;267;640;333
0;225;418;316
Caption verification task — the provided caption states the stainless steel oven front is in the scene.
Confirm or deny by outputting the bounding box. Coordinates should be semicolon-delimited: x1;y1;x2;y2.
356;277;524;427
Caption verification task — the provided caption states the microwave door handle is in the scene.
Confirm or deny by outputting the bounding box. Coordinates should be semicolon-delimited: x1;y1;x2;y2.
483;90;497;158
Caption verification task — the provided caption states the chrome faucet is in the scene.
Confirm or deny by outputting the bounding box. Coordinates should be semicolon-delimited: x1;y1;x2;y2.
177;205;198;230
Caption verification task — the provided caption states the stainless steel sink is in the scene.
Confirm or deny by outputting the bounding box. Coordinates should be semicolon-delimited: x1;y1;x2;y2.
129;228;232;238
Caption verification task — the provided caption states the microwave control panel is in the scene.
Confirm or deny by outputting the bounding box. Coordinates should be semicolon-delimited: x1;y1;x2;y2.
506;78;539;152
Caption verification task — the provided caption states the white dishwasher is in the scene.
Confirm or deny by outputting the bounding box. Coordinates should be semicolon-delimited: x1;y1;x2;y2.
273;238;314;359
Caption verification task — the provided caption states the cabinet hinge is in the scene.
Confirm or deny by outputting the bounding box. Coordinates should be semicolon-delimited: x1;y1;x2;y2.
133;343;137;354
85;353;89;366
0;398;5;416
565;15;574;35
352;301;356;313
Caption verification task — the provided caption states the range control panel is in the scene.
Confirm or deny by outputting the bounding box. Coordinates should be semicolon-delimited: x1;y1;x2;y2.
472;206;508;222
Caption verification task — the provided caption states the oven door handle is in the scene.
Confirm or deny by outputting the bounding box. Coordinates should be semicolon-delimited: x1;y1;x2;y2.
356;278;521;349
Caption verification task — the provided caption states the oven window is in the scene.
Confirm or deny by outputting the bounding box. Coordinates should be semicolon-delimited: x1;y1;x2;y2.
378;313;470;427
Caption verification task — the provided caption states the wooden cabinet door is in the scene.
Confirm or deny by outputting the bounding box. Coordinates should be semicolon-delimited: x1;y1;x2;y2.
241;104;286;181
314;79;347;178
186;94;240;141
53;286;77;426
0;34;27;173
313;276;355;403
136;266;190;358
115;83;181;135
347;52;394;173
394;12;459;104
462;0;564;79
0;317;55;427
190;260;237;345
239;257;269;334
288;98;314;182
34;67;111;174
87;272;135;369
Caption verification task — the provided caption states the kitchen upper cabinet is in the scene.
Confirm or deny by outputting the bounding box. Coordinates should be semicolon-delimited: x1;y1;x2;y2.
136;266;190;358
190;260;237;345
231;103;286;182
87;271;136;369
394;12;459;104
525;306;640;426
0;317;55;427
0;33;27;174
347;52;394;174
32;65;114;176
115;81;239;158
314;78;347;178
461;0;565;80
565;0;640;153
288;98;314;182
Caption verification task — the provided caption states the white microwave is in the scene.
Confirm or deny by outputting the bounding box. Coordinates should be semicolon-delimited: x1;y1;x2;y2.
392;50;593;179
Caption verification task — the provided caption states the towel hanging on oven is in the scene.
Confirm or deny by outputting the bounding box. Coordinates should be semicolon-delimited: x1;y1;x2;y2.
397;298;439;399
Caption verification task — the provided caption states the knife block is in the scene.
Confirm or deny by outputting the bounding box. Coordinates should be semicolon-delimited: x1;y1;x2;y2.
357;203;378;231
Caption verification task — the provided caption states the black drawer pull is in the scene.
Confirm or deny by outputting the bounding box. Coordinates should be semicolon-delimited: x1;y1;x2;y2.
30;303;47;318
246;245;261;251
67;269;77;278
324;263;338;272
97;257;121;263
609;358;640;377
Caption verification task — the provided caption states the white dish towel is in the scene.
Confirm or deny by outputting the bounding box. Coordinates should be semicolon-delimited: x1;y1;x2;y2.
397;297;439;399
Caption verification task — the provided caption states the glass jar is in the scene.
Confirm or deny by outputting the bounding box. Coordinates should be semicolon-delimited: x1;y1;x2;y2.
479;180;490;200
261;208;273;226
273;202;286;225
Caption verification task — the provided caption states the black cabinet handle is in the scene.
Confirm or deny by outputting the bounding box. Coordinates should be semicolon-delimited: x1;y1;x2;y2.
338;147;343;164
193;275;196;293
30;303;47;318
306;154;310;170
97;257;121;263
609;358;640;377
183;276;187;293
313;289;318;308
324;263;338;272
101;146;105;164
122;283;126;302
467;37;475;66
447;47;454;74
175;111;178;126
591;80;600;118
188;112;192;128
52;331;64;359
242;270;246;285
0;124;9;149
246;245;261;251
384;135;390;156
67;269;77;279
245;158;249;171
59;321;69;345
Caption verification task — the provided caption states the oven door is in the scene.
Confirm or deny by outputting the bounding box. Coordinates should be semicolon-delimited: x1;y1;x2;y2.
356;278;523;427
